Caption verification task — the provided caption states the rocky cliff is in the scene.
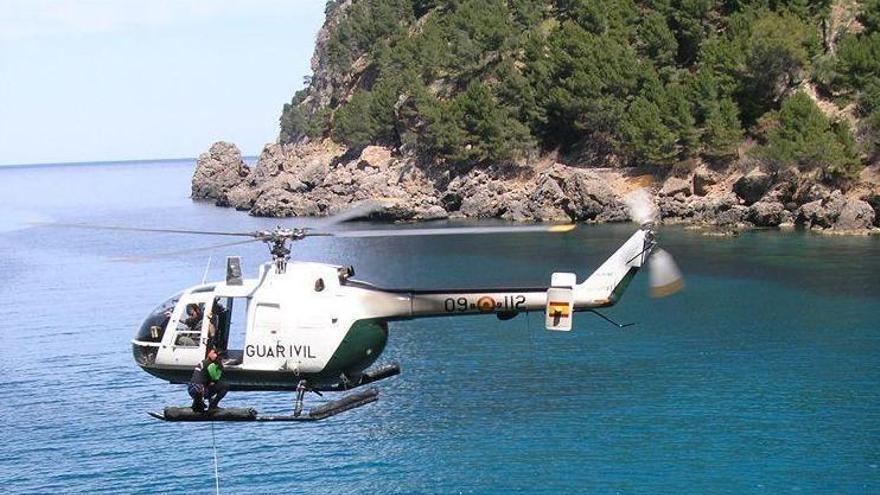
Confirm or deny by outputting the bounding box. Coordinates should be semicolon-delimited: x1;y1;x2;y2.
193;0;880;234
192;140;880;234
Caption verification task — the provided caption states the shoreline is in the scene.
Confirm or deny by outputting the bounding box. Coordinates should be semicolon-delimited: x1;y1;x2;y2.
191;192;880;238
191;141;880;237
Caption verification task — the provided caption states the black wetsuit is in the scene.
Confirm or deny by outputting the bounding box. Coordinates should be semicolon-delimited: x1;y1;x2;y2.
188;358;229;410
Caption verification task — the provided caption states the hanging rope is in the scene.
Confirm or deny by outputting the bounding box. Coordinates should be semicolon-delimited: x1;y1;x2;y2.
210;421;220;495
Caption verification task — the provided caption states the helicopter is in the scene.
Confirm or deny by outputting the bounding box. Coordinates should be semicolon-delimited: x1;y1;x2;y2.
57;192;683;422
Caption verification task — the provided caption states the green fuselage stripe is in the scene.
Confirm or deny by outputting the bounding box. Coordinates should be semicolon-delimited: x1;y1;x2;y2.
321;319;388;378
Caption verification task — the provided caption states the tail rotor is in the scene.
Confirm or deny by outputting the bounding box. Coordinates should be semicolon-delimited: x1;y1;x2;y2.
624;189;684;298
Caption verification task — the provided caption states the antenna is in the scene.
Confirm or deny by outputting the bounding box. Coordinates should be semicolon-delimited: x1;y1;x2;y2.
201;252;213;285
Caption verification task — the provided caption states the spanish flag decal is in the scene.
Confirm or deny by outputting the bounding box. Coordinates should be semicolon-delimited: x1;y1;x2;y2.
547;301;571;317
476;296;497;312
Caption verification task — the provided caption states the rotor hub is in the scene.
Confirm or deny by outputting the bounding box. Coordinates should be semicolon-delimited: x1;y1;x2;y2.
254;226;311;272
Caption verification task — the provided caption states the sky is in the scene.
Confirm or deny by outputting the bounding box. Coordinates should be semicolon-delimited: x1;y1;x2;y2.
0;0;327;165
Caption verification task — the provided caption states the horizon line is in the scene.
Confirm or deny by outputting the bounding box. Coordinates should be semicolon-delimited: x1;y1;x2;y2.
0;155;260;169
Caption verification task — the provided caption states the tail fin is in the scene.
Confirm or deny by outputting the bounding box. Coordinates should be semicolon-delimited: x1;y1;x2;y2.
575;228;651;307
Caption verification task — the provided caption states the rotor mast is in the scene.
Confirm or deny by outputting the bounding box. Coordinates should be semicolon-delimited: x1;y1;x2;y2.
256;226;308;273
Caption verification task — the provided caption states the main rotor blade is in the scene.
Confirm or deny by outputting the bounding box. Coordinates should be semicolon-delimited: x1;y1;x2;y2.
320;223;576;238
38;222;256;237
314;199;391;228
113;239;261;262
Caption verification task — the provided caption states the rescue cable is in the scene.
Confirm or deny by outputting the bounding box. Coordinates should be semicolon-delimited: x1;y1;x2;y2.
210;421;220;494
206;252;220;494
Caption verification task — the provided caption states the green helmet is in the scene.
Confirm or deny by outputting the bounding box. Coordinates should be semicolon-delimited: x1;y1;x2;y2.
207;362;222;381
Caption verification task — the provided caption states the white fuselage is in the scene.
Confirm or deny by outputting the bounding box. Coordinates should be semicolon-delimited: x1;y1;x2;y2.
131;228;651;389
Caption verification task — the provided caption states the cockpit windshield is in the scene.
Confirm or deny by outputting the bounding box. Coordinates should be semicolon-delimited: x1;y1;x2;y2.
135;293;181;343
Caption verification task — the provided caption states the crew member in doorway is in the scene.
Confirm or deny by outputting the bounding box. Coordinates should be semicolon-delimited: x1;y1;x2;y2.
205;301;226;352
188;348;228;412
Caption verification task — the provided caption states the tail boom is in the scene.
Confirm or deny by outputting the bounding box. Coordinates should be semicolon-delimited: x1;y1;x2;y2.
343;228;653;321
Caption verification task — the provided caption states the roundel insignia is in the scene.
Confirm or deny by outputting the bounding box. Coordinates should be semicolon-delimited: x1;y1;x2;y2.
476;296;496;312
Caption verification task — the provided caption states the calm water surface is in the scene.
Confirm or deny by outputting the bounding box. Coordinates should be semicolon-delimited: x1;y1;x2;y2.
0;160;878;494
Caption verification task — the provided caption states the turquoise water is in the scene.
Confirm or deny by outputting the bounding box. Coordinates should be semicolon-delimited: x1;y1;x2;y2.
0;160;878;494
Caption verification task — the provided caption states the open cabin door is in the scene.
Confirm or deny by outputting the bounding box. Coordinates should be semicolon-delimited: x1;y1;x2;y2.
209;295;249;367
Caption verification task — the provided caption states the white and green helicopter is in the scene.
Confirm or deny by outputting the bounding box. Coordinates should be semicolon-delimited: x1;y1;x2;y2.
65;193;683;422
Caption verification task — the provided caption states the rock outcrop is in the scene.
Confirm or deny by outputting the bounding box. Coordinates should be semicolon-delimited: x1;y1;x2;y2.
748;201;786;227
692;166;718;196
865;193;880;227
192;141;880;235
659;177;691;197
192;142;630;223
191;142;251;205
733;168;772;205
796;194;877;232
835;199;875;230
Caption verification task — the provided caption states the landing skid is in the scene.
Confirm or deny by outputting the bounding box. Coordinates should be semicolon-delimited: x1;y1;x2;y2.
320;362;401;392
148;387;379;422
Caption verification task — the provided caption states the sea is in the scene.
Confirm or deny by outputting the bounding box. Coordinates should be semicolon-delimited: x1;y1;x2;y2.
0;159;878;494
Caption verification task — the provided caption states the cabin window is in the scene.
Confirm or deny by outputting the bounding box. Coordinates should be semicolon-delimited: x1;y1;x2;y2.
254;303;282;336
173;302;205;347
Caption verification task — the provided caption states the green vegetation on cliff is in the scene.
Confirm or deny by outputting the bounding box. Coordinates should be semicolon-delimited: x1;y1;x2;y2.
281;0;879;178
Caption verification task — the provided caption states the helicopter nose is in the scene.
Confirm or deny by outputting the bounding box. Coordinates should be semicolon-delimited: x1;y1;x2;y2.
132;341;158;366
132;296;178;366
132;309;168;366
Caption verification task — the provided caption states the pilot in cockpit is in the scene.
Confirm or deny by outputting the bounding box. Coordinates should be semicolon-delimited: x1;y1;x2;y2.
182;304;203;331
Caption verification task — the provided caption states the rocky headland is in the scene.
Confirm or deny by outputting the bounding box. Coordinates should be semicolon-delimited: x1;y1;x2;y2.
192;140;880;235
193;0;880;235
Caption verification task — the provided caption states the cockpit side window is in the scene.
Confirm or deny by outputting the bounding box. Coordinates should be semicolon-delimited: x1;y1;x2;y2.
174;303;205;347
135;295;180;343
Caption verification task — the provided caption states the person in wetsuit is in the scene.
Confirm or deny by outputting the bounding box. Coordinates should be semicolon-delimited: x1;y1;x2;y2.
188;348;228;412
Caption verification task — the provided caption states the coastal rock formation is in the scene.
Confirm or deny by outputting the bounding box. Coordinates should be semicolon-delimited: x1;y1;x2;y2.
834;198;875;230
192;142;627;223
798;199;833;229
692;166;718;196
247;0;880;236
659;177;691;197
748;201;786;227
733;168;772;206
796;195;877;232
865;194;880;227
193;141;880;235
191;142;250;205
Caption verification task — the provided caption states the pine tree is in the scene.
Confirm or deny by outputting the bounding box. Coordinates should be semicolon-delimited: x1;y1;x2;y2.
620;96;679;166
754;92;860;178
703;98;743;162
332;92;376;148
